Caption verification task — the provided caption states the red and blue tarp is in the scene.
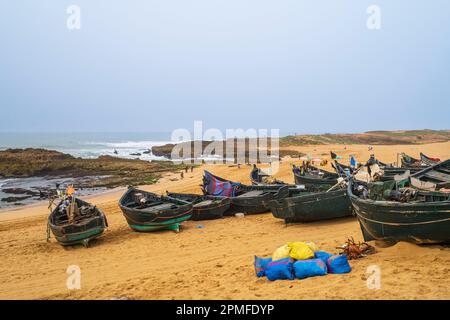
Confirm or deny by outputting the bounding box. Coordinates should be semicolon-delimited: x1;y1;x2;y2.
203;170;240;197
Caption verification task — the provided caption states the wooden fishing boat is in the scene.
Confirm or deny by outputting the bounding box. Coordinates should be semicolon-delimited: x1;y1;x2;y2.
348;179;450;244
119;187;192;232
365;154;398;169
400;152;425;168
420;152;440;166
250;164;288;186
356;155;422;182
166;192;231;220
202;170;289;214
332;161;354;174
381;167;422;180
292;164;339;188
48;198;108;247
411;159;450;190
376;160;394;168
268;185;352;223
334;161;353;172
330;151;359;172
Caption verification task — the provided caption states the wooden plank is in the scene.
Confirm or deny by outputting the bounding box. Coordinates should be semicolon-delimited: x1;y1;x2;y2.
237;190;265;198
423;170;450;182
195;200;214;206
437;168;450;175
145;203;175;210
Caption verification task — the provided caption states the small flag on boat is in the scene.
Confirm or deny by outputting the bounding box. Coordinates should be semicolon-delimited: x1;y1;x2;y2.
66;185;75;196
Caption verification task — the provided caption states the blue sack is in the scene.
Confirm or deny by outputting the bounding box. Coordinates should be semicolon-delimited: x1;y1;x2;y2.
314;251;333;265
293;259;327;279
327;254;351;274
265;258;294;281
254;256;272;278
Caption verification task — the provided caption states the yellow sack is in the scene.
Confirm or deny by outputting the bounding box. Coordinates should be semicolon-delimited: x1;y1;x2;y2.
287;242;314;260
272;244;291;261
305;241;319;252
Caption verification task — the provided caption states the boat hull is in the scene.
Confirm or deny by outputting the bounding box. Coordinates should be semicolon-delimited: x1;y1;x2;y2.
166;193;231;220
48;199;108;247
349;187;450;244
250;165;287;186
411;159;450;189
52;226;105;246
128;214;192;232
293;172;338;188
202;171;291;215
119;188;193;232
191;201;230;220
227;186;290;215
420;152;440;166
268;189;352;223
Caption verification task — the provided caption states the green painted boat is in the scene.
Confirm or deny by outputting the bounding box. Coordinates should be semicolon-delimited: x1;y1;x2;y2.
250;164;289;186
411;158;450;190
267;186;352;223
48;198;108;247
420;152;440;166
119;187;193;232
292;164;339;188
202;170;290;214
166;192;231;220
348;179;450;244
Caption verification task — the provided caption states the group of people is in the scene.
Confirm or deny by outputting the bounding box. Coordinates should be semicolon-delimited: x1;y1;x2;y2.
180;166;195;179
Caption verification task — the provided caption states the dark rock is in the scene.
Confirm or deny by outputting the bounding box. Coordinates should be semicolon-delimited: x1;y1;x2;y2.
1;196;32;203
2;188;39;196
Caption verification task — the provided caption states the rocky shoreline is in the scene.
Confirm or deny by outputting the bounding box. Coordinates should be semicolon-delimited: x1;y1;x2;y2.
0;148;185;207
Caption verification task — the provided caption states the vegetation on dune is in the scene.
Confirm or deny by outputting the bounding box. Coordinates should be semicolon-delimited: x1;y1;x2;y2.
279;130;450;147
152;130;450;160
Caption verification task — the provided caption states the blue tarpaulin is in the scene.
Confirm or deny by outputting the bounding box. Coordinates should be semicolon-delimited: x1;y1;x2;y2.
350;156;356;167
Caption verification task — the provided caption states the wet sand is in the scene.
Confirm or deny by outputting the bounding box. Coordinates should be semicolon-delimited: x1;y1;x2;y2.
0;142;449;299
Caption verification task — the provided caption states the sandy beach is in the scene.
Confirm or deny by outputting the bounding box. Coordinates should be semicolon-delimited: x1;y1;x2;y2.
0;142;449;300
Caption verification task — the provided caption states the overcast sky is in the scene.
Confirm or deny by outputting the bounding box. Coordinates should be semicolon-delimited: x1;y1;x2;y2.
1;1;449;134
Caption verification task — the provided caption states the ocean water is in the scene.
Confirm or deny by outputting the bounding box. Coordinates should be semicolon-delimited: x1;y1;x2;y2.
0;132;173;160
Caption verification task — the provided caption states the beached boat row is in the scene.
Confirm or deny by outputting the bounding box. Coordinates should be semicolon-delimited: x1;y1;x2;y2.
47;152;450;247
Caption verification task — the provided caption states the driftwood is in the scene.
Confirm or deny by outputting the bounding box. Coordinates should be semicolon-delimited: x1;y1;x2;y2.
336;237;376;260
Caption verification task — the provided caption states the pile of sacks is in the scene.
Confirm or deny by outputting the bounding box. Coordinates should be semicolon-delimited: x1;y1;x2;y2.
254;241;351;281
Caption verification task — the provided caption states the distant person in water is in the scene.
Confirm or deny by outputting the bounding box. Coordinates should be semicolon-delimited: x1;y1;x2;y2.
114;149;118;155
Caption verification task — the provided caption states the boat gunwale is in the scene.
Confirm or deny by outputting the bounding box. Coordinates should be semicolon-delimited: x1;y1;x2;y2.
48;198;107;230
267;189;347;209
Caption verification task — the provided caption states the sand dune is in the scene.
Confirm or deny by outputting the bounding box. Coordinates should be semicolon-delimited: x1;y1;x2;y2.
0;142;449;299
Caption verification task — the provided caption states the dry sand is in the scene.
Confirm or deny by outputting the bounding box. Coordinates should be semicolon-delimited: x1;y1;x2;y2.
0;142;449;300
